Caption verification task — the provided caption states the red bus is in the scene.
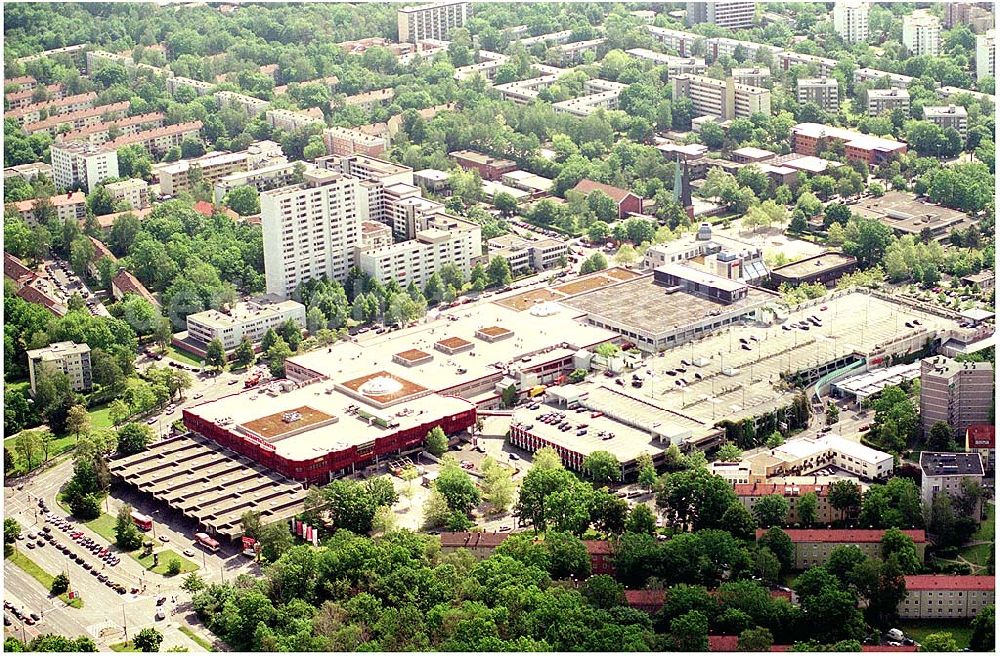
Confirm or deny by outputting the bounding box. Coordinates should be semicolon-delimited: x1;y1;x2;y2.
131;511;153;532
194;532;220;553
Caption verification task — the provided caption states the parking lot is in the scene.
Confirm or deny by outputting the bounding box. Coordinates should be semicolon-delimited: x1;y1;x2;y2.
39;257;110;317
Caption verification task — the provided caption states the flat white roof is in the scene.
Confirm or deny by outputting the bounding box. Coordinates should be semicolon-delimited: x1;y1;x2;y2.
186;381;473;461
775;433;892;465
285;298;618;394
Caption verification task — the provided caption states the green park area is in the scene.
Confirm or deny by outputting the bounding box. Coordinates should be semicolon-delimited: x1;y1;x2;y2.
900;621;974;650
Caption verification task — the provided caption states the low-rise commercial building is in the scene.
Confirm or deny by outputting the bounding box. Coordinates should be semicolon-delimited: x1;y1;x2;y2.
185;296;307;352
919;451;985;509
770;251;858;287
413;169;451;192
791;123;907;165
758;528;927;571
449;150;517;181
898;575;994;620
501;170;553;196
487;235;568;274
27;341;92;393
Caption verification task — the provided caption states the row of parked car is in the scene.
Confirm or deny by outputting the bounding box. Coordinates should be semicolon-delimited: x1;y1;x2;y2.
4;601;40;626
41;511;129;595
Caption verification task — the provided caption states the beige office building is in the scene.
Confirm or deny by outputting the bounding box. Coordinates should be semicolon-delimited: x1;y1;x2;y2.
104;178;149;210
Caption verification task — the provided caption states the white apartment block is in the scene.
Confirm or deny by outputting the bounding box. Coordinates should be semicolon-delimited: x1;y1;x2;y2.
854;67;914;87
685;1;755;30
85;50;133;75
104;121;203;158
903;11;941;56
104;178;149;210
865;88;910;116
6;91;99;126
833;1;869;45
322;126;388;157
397;0;470;43
265;108;325;133
922;104;969;138
166;76;216;97
672;74;771;121
976;30;995;81
10;192;87;227
797;77;840;113
453;50;510;81
185;296;306;351
358;213;481;289
919;452;984;508
778;52;839;77
215;90;271;117
359;220;393;253
27;341;92;393
50;142;119;192
646;25;699;57
261;169;364;297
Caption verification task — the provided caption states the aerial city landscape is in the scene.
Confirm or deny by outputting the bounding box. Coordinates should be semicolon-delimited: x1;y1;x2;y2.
1;0;996;652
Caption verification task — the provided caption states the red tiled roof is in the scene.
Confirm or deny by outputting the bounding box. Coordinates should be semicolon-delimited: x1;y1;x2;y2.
60;111;166;140
710;636;918;652
624;589;665;606
583;539;612;555
439;531;510;549
735;483;828;497
4;252;35;283
16;282;66;316
756;529;926;544
572;179;637;205
88;236;116;262
112;269;159;308
903;575;995;591
13;191;86;214
193;201;215;217
966;425;995;450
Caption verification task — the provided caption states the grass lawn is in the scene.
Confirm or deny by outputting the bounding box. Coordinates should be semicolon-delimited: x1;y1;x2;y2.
900;621;974;649
973;503;994;542
6;550;84;608
4;433;77;477
109;641;139;652
167;345;204;368
134;548;199;576
958;502;995;568
179;625;215;651
87;403;115;431
84;511;118;544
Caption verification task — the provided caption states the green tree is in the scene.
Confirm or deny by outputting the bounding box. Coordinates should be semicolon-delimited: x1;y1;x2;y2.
224;186;260;216
166;557;182;575
115;504;143;551
231;337;256;369
582;450;620;485
738;627;774;652
133;628;163;653
828;480;862;521
797;491;818;527
425;426;448;457
970;604;995;652
927;420;958;451
624;504;657;535
117;422;153;455
4;518;22;545
487;256;513;287
753;495;789;528
580;252;608;274
757;527;794;572
920;633;958;652
480;458;514;513
266;337;292;377
108;399;130;427
581;574;626;609
66;404;90;445
716;442;742;462
544;531;592;579
257;522;294;563
721;503;757;541
205;338;226;372
50;572;70;595
669;610;709;651
181;572;205;593
636;452;657;491
434;460;481;515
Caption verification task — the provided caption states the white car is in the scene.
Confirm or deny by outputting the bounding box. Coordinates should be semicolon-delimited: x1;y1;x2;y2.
155;608;166;621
